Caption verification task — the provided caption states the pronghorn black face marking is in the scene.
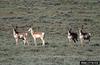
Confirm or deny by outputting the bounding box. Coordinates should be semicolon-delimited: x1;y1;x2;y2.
68;28;78;43
14;28;19;34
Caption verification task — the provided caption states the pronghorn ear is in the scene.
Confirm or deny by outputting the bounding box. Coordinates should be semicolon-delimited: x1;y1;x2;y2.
28;26;32;28
27;24;32;28
30;26;32;28
70;28;72;30
26;24;30;27
15;26;18;29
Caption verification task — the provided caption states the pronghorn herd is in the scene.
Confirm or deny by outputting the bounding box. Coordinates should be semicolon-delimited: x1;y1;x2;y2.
12;25;91;47
67;26;91;46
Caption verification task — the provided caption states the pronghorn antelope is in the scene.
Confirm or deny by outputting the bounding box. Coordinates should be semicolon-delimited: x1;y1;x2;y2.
67;28;78;46
79;27;91;46
12;25;29;45
28;27;45;46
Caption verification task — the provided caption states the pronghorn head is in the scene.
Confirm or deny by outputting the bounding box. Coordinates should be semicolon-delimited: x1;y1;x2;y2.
68;28;72;32
68;28;72;35
11;24;19;34
69;28;72;31
28;27;32;32
11;24;18;29
28;26;34;33
11;24;17;30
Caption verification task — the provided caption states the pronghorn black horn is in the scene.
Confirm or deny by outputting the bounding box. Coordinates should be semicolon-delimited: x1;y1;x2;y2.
15;26;18;29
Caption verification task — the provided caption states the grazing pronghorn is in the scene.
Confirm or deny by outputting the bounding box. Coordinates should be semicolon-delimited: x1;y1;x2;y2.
79;27;91;46
28;27;45;46
12;26;29;45
67;28;78;46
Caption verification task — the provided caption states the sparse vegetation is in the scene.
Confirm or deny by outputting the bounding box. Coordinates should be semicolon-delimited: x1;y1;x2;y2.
0;0;100;65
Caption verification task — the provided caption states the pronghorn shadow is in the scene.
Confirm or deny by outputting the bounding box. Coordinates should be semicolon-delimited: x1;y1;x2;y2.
91;44;100;47
36;42;49;46
62;44;68;47
86;49;93;52
45;42;49;45
29;42;49;47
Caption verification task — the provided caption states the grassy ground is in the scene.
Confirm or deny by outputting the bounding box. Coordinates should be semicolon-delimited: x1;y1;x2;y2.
0;0;100;65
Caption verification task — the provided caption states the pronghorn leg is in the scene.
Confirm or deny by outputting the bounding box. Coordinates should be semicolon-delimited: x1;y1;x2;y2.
80;39;84;47
41;38;45;46
68;39;70;45
26;40;29;46
73;39;76;43
68;39;71;46
15;38;18;45
88;38;90;44
25;38;29;46
68;39;74;47
72;39;77;47
23;40;26;45
34;38;37;46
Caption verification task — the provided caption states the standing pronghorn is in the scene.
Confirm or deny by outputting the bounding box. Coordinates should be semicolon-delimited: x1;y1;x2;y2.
79;26;91;46
67;28;78;46
28;27;45;46
12;25;29;45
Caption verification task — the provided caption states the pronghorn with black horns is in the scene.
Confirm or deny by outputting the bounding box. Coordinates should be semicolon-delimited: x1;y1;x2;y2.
28;27;45;46
67;28;78;46
12;25;29;45
79;25;91;46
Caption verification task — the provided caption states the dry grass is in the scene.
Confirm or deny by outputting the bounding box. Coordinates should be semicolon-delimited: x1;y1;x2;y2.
0;0;100;65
